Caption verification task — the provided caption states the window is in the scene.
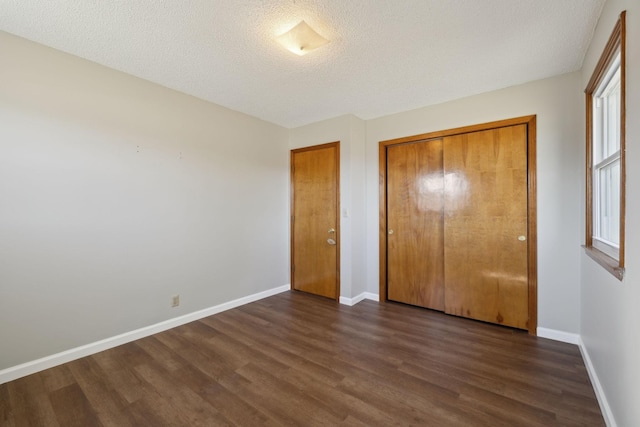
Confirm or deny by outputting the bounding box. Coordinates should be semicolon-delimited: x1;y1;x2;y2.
585;11;626;280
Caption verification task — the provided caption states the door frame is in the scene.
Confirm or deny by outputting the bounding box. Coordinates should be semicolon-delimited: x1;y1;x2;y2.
290;141;340;301
378;116;537;334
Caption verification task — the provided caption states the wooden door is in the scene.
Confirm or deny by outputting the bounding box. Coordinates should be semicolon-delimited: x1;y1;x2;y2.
386;139;445;310
291;142;339;299
443;125;529;329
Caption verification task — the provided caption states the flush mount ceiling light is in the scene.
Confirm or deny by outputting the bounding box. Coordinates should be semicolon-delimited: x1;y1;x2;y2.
276;20;329;56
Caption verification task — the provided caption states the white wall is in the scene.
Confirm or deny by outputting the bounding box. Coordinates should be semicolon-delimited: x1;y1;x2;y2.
580;1;640;425
365;72;584;334
0;32;290;370
288;115;367;300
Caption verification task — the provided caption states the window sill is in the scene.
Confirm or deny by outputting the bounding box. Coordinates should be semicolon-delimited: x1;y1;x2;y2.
583;245;624;281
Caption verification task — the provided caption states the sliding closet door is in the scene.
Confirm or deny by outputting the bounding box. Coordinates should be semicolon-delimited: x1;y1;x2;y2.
386;139;444;310
443;125;529;329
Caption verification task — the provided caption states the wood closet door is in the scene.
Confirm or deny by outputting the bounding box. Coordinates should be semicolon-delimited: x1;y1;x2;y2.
386;139;444;310
291;143;339;300
443;125;529;329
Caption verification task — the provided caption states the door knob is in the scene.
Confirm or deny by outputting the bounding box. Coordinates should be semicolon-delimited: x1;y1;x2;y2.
327;238;336;245
518;235;526;241
388;229;394;235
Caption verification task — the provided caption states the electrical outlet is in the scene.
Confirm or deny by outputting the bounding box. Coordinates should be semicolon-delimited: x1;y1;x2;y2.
171;294;180;307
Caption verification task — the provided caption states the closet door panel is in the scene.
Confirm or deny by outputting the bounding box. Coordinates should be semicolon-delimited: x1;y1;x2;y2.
386;140;444;310
443;125;529;329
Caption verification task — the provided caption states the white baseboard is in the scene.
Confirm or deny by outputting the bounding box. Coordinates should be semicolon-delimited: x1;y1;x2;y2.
339;292;379;306
536;327;580;344
362;292;379;302
0;284;290;385
578;337;617;427
536;329;615;426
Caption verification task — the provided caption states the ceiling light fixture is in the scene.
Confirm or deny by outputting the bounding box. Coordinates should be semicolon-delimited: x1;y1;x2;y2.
276;20;329;56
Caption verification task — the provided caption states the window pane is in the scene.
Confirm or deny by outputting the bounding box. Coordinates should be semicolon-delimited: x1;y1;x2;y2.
593;97;603;163
604;70;620;157
597;159;620;245
593;62;621;163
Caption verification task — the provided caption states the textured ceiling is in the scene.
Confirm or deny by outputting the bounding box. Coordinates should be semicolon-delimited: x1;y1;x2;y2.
0;0;605;128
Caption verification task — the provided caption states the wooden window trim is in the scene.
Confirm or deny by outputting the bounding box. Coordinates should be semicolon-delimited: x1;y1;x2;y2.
379;115;538;335
584;11;626;281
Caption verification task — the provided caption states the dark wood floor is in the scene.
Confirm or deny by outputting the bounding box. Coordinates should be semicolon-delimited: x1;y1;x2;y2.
1;291;604;426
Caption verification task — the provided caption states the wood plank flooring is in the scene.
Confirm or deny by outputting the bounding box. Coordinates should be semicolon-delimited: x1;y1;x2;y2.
1;291;604;426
